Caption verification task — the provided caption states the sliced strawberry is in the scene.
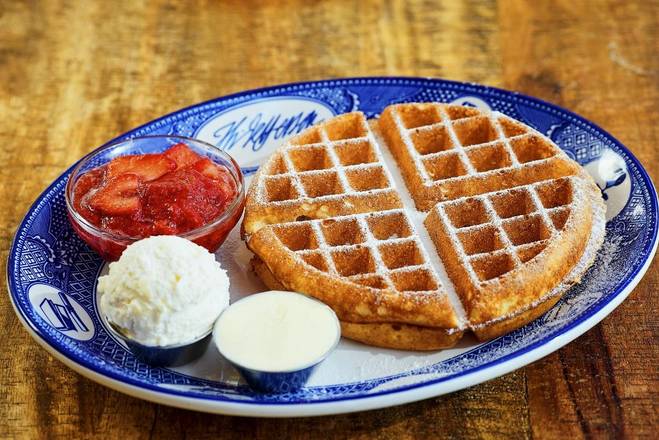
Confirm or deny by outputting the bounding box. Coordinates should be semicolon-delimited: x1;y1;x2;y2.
164;143;200;169
154;219;178;235
107;154;175;182
74;168;105;198
75;201;102;225
87;174;141;216
217;169;238;197
192;156;233;182
192;159;238;203
142;167;229;231
192;158;223;180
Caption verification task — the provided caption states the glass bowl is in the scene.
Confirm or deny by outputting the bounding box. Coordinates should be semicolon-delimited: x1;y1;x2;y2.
65;135;245;261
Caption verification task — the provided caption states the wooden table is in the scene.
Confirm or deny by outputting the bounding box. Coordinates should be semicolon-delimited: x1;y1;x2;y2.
1;1;657;438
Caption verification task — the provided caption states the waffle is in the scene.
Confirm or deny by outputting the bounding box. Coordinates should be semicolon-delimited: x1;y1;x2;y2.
379;103;582;210
243;113;403;232
246;208;461;329
250;255;461;350
242;103;606;350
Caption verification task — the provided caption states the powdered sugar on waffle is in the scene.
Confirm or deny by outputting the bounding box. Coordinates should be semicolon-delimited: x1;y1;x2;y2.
291;210;435;293
246;107;606;334
390;105;573;188
469;187;607;330
373;106;605;329
253;125;398;206
370;125;469;329
431;180;577;287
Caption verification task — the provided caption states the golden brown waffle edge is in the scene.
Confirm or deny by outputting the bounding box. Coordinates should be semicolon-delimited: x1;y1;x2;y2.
250;255;462;350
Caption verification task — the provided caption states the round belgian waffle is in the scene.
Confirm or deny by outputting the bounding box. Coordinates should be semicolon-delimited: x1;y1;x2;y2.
242;103;606;350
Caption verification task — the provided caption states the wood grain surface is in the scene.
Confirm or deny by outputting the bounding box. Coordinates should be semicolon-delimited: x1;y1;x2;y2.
1;0;657;438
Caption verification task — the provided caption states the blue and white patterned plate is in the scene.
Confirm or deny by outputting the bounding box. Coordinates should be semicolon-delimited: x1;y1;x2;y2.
7;77;658;417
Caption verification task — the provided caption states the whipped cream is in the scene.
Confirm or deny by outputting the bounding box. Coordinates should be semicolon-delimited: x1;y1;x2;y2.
98;235;230;346
214;291;340;372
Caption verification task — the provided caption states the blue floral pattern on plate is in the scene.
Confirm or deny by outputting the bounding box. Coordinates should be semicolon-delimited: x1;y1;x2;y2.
7;77;658;415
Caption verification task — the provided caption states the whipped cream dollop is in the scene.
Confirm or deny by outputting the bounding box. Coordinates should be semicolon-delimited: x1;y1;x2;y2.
98;235;229;346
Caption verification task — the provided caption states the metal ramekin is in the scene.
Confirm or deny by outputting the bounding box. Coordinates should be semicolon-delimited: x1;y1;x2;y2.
106;321;213;367
213;293;341;393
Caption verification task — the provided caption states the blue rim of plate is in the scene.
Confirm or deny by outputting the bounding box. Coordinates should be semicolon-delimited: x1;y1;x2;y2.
6;77;658;412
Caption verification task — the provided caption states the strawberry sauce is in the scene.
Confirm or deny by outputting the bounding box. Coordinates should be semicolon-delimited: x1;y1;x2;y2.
72;143;239;239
